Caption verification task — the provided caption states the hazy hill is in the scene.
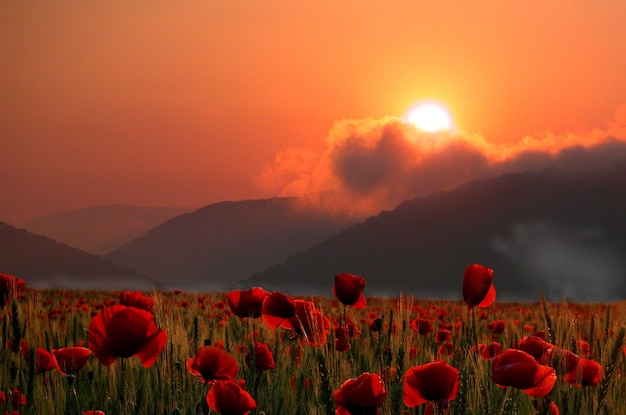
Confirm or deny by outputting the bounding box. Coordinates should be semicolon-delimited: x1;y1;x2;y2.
106;197;356;291
0;222;152;290
244;168;626;302
24;205;194;255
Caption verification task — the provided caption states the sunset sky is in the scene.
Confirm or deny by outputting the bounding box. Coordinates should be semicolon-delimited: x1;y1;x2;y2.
2;1;626;224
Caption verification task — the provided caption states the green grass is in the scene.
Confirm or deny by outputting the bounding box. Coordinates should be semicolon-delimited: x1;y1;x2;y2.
1;289;625;415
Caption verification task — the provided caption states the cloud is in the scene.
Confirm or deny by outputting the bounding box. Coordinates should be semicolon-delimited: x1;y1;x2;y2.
255;105;626;218
492;222;626;301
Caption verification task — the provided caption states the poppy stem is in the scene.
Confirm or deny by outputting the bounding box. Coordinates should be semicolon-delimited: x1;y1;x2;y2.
377;321;383;375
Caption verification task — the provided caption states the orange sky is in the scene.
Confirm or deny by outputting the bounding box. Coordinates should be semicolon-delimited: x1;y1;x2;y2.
2;1;626;223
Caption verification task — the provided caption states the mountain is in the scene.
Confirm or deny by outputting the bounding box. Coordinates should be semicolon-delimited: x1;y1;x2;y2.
0;222;152;290
24;205;194;255
244;168;626;302
106;197;356;291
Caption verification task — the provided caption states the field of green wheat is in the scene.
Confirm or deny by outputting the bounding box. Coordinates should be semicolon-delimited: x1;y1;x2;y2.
1;268;625;415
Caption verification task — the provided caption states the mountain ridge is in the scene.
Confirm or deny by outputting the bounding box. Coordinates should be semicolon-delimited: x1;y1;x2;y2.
243;168;626;302
106;197;357;291
0;221;152;290
24;205;194;254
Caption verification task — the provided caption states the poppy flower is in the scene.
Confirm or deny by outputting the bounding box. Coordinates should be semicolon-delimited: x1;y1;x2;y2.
541;346;579;373
0;273;26;309
333;273;366;308
206;380;256;415
261;291;296;329
227;287;268;318
481;342;503;359
20;342;63;375
435;329;452;343
119;291;154;312
10;388;27;407
88;304;167;368
411;318;434;335
488;320;506;335
52;347;93;374
290;300;330;346
245;342;275;372
491;349;556;397
333;372;387;415
369;317;384;332
186;345;240;383
335;327;350;352
517;336;554;362
35;347;63;374
82;411;106;415
462;264;495;309
403;360;459;407
563;359;603;387
263;294;329;346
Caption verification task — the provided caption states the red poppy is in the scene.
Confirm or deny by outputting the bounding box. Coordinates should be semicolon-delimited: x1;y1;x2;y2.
88;304;167;368
542;346;579;373
369;317;384;332
437;342;455;357
52;347;93;374
82;411;105;415
335;327;350;352
517;336;555;362
481;342;503;359
549;402;559;415
333;372;387;415
20;342;63;375
564;359;603;387
487;320;506;335
291;300;330;346
245;342;275;372
491;349;556;397
403;360;459;407
10;388;26;407
435;329;452;343
462;264;495;309
333;273;366;308
227;287;268;318
0;273;26;309
119;291;154;312
263;294;329;346
206;380;256;415
186;345;240;383
261;291;296;329
35;347;63;374
411;318;434;336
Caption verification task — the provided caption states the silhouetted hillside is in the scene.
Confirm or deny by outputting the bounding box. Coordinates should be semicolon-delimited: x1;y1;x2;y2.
0;222;152;290
106;197;356;291
25;205;193;254
244;168;626;302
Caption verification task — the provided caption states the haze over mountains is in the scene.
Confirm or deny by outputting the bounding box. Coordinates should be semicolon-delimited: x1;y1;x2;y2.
0;221;152;290
106;198;356;291
24;205;193;255
3;164;625;302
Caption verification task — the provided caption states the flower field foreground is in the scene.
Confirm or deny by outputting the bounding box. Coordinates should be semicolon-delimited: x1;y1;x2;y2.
1;269;625;415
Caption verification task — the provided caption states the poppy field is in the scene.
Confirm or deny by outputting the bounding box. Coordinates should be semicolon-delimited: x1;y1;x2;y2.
1;267;625;415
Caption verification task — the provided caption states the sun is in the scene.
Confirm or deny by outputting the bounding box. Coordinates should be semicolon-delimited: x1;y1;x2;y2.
405;102;454;133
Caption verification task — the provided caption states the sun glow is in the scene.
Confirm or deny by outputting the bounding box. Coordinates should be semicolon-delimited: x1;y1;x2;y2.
406;102;454;133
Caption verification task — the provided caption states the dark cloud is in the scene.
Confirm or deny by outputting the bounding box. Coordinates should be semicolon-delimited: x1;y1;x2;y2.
256;107;626;218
